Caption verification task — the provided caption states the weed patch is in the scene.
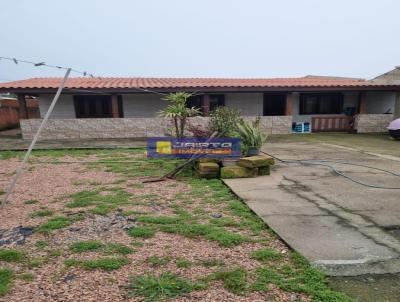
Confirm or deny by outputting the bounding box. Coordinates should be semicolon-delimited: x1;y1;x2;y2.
250;248;283;262
127;227;156;239
146;256;171;267
159;223;250;247
30;209;54;218
65;257;129;271
211;268;248;295
70;240;103;253
0;269;13;296
36;216;74;234
0;249;26;262
126;272;205;301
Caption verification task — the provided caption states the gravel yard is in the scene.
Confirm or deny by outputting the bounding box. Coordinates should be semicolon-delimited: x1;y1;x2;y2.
0;149;352;301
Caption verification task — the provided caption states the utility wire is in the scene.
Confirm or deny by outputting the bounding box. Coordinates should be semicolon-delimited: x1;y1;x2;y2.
261;151;400;190
0;56;170;96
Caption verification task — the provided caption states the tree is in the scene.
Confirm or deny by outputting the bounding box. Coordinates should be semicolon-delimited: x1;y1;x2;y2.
159;92;201;138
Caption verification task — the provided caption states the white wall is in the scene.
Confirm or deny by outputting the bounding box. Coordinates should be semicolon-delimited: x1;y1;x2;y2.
122;94;165;117
365;92;395;114
38;94;75;118
224;93;263;115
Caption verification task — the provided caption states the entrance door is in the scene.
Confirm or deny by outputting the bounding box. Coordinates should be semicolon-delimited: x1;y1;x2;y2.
263;93;286;116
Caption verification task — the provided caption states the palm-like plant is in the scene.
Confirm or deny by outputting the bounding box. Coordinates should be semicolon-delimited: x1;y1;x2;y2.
159;92;201;138
237;118;267;155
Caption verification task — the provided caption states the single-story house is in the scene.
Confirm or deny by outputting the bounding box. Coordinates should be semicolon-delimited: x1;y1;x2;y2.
0;94;39;130
0;68;399;140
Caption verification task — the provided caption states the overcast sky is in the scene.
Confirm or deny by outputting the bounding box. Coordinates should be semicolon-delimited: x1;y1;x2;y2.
1;0;399;82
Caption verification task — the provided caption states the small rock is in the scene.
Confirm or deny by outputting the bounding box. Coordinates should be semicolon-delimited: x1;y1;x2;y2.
62;274;76;282
68;227;81;232
211;213;223;219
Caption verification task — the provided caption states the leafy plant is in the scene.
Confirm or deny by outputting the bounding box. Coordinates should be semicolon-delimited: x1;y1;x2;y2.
159;92;201;138
237;118;267;154
209;107;242;136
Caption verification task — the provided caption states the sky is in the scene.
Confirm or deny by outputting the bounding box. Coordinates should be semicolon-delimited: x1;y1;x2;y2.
1;0;400;82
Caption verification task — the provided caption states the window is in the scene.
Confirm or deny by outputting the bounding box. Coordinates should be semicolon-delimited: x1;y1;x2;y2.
263;93;286;116
300;93;343;115
186;94;225;114
73;95;123;118
209;94;225;111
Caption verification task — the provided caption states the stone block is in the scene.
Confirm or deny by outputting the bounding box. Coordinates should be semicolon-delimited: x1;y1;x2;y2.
237;155;274;168
258;165;270;176
197;162;220;173
220;166;257;179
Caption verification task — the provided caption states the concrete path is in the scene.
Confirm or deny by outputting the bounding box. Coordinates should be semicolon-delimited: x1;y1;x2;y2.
224;142;400;276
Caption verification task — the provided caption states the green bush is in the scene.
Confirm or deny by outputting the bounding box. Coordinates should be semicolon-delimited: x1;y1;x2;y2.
209;107;242;136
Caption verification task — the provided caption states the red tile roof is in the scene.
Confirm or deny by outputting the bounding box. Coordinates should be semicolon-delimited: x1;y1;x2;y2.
0;76;398;91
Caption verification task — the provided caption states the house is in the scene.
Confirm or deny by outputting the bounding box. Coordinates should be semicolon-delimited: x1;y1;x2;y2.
0;70;399;140
0;94;39;130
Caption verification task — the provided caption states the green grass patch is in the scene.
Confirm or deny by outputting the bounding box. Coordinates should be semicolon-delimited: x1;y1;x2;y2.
65;257;129;271
136;216;186;225
210;268;248;295
0;249;26;262
126;272;205;301
70;240;103;253
159;223;250;247
146;256;171;267
175;258;192;268
34;240;49;249
252;252;354;302
24;199;38;205
30;208;54;218
0;268;13;296
36;216;74;234
250;248;283;262
66;188;131;215
127;227;156;239
198;259;225;267
17;273;34;282
104;243;135;255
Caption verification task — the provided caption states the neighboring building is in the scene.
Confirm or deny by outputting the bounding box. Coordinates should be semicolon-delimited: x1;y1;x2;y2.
0;94;40;130
0;71;399;139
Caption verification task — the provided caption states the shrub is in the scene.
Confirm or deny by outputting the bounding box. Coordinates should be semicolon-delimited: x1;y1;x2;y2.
209;107;242;136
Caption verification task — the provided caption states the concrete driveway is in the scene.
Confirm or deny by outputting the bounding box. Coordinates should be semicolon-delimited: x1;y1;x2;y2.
224;141;400;276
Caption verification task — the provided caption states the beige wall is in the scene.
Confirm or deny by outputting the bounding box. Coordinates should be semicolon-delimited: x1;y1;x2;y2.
122;94;165;117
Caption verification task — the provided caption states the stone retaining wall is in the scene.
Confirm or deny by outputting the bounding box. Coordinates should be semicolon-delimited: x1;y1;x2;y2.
20;116;292;140
355;114;394;133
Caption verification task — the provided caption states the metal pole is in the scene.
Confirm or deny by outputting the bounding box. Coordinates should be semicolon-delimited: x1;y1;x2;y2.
2;68;71;206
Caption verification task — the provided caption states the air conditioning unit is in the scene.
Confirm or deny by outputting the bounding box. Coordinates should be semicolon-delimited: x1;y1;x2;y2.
292;122;311;133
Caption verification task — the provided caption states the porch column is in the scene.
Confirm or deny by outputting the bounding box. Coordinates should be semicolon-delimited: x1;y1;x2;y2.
285;92;293;115
202;94;211;116
395;91;400;119
17;94;28;119
358;92;367;114
111;94;119;118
